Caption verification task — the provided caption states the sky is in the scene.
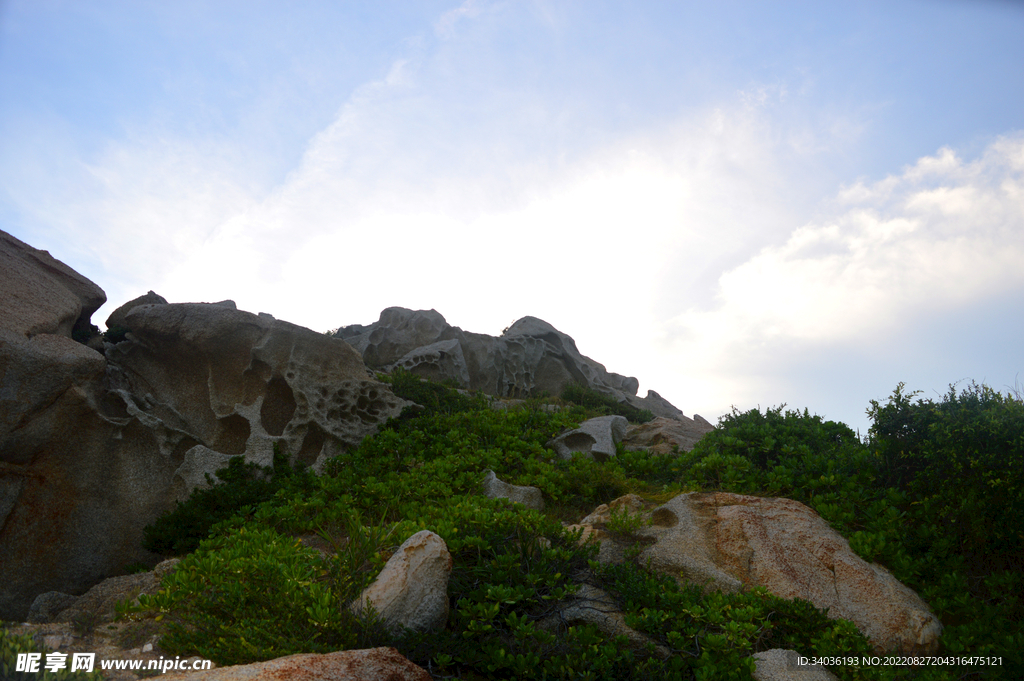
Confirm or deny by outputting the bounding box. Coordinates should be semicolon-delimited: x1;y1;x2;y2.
2;0;1022;437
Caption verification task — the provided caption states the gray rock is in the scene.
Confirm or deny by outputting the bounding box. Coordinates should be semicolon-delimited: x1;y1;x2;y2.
351;530;452;633
160;648;431;681
751;649;839;681
26;592;79;624
104;291;168;331
547;415;629;461
171;445;238;502
335;307;688;420
621;415;715;455
482;469;544;510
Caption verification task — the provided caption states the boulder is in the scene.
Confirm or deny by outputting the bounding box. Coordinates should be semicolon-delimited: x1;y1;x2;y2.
159;648;431;681
567;494;651;564
335;307;688;420
539;583;672;660
751;649;839;681
171;445;237;502
547;415;629;461
633;492;942;655
1;229;406;621
25;591;79;624
351;530;452;633
621;415;716;454
104;290;168;333
482;469;544;510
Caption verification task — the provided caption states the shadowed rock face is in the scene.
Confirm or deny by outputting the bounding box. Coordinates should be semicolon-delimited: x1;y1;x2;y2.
0;228;406;621
336;307;687;420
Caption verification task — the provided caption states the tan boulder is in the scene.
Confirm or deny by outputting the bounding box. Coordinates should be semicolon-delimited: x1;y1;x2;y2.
635;492;942;654
158;648;430;681
351;530;452;632
621;415;716;454
104;290;168;332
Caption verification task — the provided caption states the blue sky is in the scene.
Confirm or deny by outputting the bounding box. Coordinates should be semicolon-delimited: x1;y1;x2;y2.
2;0;1022;436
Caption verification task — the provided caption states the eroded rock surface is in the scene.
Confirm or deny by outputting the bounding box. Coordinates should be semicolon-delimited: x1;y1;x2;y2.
159;648;431;681
547;415;629;461
336;307;688;420
621;415;716;454
482;469;545;510
633;493;943;655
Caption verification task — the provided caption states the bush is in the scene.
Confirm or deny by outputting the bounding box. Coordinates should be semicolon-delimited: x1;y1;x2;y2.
142;446;314;556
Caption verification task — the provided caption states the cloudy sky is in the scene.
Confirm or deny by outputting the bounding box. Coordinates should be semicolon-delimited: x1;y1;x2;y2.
2;0;1022;436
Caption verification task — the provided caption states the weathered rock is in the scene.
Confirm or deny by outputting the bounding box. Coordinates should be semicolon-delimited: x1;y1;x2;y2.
621;415;716;454
751;649;839;681
105;290;168;332
540;583;672;660
160;648;430;681
482;469;544;510
26;591;79;624
336;307;688;420
0;228;105;339
547;415;629;461
171;445;237;502
635;492;942;655
391;338;471;386
567;494;651;564
108;302;407;471
351;530;452;632
1;231;406;621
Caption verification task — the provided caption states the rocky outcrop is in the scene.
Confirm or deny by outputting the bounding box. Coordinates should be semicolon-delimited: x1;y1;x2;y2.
547;415;629;461
105;290;168;333
622;415;716;454
335;307;688;420
351;530;452;632
159;648;431;681
0;228;407;622
576;492;942;655
482;469;545;510
751;649;839;681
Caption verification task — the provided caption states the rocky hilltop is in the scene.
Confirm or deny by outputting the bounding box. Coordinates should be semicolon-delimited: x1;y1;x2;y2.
335;307;688;421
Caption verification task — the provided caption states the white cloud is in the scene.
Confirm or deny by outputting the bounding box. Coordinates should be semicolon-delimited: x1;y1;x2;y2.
659;133;1024;421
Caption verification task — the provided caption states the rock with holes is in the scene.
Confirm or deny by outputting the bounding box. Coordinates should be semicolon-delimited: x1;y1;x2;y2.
634;492;942;655
547;415;629;461
336;307;687;420
351;530;452;632
481;469;545;510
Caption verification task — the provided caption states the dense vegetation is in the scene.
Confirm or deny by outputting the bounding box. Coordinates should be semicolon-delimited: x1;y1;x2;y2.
120;371;1022;679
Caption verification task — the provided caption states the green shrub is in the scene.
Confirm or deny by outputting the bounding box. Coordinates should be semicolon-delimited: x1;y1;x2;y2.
1;626;100;680
142;446;314;556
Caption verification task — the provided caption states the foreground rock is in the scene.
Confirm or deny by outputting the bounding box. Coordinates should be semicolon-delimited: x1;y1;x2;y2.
336;307;689;420
0;229;407;621
351;531;452;632
627;492;942;655
159;648;430;681
547;415;629;461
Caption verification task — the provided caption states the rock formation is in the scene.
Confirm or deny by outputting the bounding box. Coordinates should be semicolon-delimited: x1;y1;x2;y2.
482;469;545;510
0;228;406;622
573;492;943;655
547;414;629;461
336;307;687;420
159;648;431;681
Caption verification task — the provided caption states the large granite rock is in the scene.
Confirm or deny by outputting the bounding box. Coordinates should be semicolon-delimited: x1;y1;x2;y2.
351;530;452;633
104;290;168;333
335;307;687;420
624;492;943;655
621;415;716;454
0;229;405;621
547;415;629;461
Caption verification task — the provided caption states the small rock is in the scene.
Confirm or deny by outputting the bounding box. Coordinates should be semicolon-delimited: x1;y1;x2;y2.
482;469;544;510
